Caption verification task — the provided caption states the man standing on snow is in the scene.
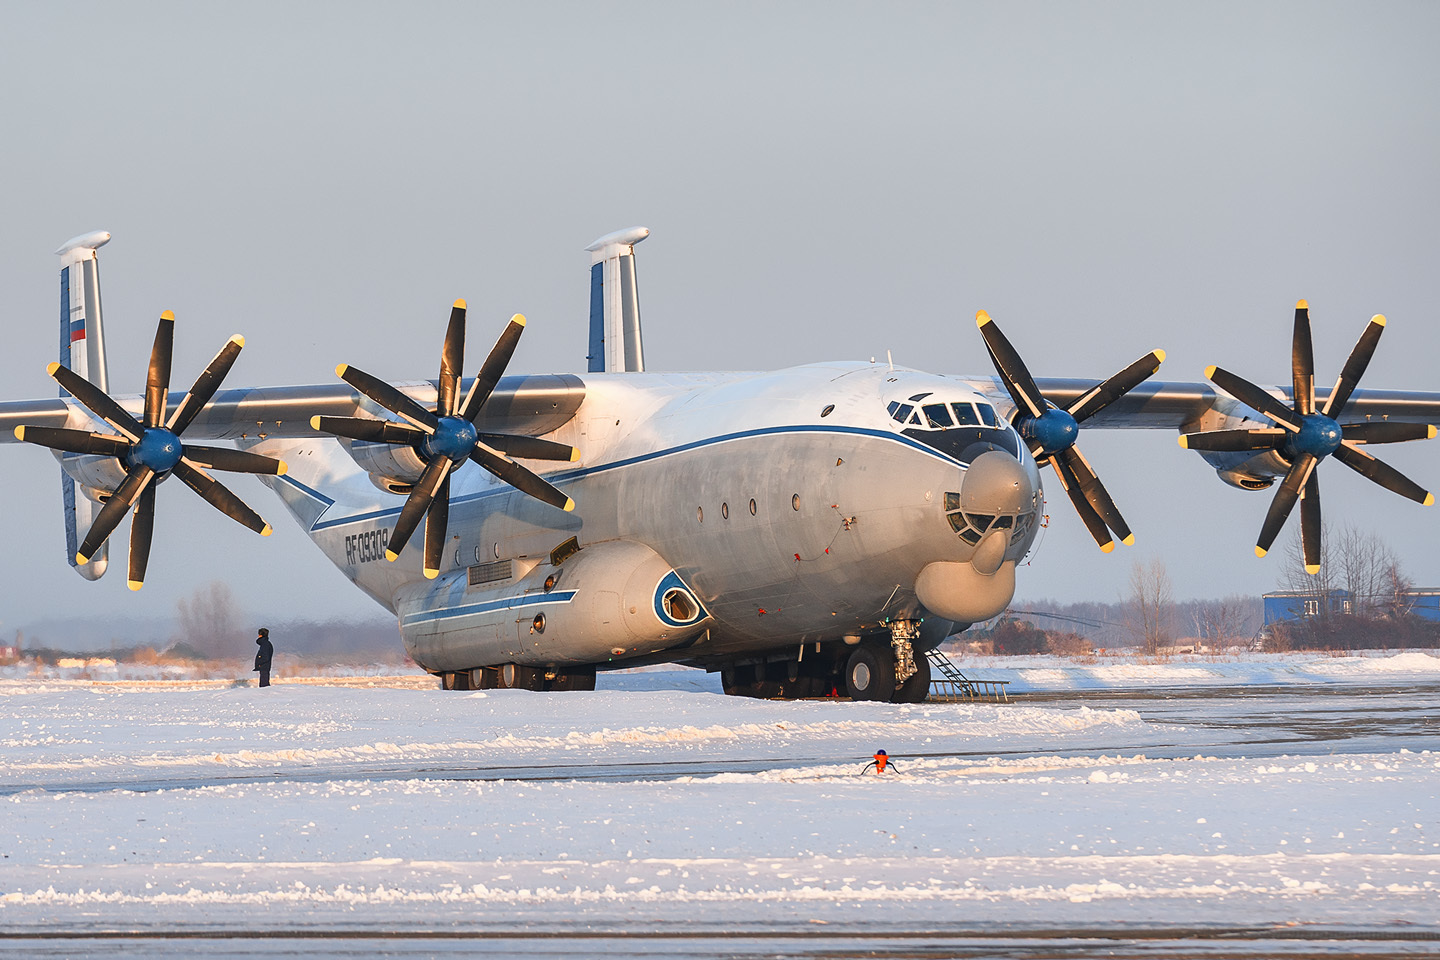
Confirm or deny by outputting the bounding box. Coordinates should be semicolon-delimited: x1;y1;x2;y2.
253;627;274;688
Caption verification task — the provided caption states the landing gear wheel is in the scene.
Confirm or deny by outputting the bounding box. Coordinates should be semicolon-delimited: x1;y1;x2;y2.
845;642;895;701
496;663;544;691
440;670;473;691
892;651;931;703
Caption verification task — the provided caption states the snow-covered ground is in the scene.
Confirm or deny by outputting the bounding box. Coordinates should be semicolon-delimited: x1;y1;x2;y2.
1;652;1437;949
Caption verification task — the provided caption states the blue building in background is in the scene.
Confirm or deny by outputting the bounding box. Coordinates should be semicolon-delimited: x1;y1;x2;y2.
1263;588;1440;626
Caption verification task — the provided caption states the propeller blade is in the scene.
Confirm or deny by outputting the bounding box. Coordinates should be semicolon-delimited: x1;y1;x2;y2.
167;335;245;435
173;460;272;535
975;311;1045;418
145;311;175;429
1292;300;1315;417
183;445;288;476
423;472;451;579
1206;366;1301;431
47;363;142;442
469;444;574;512
1333;443;1435;506
1178;428;1287;452
1256;454;1316;557
1055;445;1133;544
438;300;467;419
337;364;439;433
476;433;580;462
1066;349;1166;424
460;314;527;423
385;457;452;561
311;415;427;445
77;466;155;564
1300;467;1321;575
13;425;130;458
1322;315;1386;419
1048;455;1114;552
1341;421;1436;445
128;483;156;591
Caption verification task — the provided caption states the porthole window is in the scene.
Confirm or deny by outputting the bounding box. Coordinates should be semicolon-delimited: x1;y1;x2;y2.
749;498;757;516
791;493;801;511
721;502;729;520
531;613;546;634
697;506;703;523
820;404;835;418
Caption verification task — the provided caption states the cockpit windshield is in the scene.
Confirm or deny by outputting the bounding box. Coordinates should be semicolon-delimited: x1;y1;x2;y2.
885;388;1020;464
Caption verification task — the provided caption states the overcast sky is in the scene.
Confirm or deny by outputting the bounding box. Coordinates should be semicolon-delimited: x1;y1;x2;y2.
2;2;1438;636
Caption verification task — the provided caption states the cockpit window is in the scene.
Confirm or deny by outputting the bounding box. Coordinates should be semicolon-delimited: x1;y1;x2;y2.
951;402;980;426
977;404;1000;427
922;403;953;428
887;401;914;423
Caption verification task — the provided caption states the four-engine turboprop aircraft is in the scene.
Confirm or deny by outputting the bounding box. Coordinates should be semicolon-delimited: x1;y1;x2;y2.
3;227;1438;701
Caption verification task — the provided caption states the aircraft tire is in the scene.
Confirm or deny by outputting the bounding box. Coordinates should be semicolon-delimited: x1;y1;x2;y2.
891;653;931;704
496;663;544;691
440;671;473;691
845;642;895;701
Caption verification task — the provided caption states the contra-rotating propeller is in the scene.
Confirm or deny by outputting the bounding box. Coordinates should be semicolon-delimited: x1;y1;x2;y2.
1180;301;1435;574
313;300;578;579
976;310;1165;552
13;311;286;590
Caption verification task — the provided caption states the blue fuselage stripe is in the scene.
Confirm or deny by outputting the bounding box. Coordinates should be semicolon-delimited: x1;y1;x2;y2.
400;590;578;628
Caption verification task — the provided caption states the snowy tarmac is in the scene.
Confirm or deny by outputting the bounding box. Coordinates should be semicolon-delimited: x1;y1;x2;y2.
2;653;1438;957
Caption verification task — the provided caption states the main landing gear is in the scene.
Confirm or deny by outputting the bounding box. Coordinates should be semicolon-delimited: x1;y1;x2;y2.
437;664;597;692
720;621;932;703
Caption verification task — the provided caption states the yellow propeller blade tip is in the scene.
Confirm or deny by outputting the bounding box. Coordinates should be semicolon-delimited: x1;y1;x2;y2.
975;310;991;327
1372;314;1386;327
563;498;576;512
1154;349;1166;363
1305;564;1321;575
309;416;322;430
230;334;245;348
128;580;144;591
161;310;175;321
1255;546;1267;558
511;313;527;327
13;426;25;441
423;567;439;580
260;525;273;537
385;550;399;562
1100;542;1115;554
453;298;467;309
569;447;581;462
1122;534;1135;546
276;461;288;476
1427;425;1436;439
1204;365;1218;379
1424;493;1435;507
46;361;61;376
76;552;90;565
1295;299;1308;310
335;363;349;378
1177;435;1189;449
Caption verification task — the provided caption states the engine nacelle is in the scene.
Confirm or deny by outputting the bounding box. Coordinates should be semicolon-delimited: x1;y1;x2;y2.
1216;466;1277;491
55;452;128;501
339;438;428;494
396;539;710;671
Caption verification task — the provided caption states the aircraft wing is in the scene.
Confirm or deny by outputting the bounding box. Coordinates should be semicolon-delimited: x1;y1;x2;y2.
0;374;586;442
962;377;1440;429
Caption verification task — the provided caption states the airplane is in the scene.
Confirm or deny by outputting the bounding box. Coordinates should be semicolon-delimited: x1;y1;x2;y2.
2;227;1437;702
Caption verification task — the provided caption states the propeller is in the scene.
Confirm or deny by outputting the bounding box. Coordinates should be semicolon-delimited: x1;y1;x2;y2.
14;311;286;590
1180;301;1435;574
314;300;578;579
976;310;1165;552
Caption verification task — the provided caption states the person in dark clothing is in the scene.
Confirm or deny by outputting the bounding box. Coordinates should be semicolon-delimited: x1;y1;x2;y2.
253;627;274;687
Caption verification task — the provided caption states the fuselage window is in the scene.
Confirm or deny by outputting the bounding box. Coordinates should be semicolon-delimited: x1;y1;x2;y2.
697;506;703;523
749;498;757;516
820;404;835;418
922;403;954;428
951;403;980;426
721;502;729;520
977;404;1000;427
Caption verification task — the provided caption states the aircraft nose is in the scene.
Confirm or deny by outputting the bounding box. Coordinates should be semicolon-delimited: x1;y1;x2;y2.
960;450;1035;516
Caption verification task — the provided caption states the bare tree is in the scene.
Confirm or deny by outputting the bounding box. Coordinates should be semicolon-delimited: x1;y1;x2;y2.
1192;595;1250;651
176;581;243;659
1126;558;1175;655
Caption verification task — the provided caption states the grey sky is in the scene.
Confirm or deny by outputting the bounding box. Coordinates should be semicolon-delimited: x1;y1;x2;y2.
2;2;1437;632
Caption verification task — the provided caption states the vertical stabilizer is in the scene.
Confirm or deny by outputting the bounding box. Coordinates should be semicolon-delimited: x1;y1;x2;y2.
585;226;648;373
54;231;113;580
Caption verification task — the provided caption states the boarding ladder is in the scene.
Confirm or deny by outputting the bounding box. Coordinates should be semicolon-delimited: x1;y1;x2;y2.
925;647;1009;703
